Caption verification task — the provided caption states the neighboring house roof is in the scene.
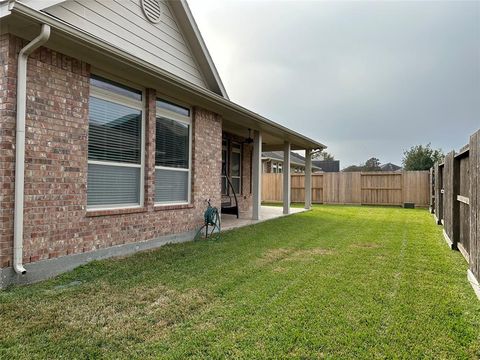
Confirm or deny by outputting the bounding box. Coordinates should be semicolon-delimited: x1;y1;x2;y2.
1;0;326;151
380;163;402;171
262;151;321;170
312;160;340;172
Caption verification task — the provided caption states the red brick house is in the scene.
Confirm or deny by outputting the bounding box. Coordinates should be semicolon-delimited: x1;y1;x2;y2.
0;0;325;288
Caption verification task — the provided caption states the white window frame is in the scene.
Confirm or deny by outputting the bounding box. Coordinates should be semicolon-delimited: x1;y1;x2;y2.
278;163;283;174
272;162;277;173
87;75;145;211
154;103;192;206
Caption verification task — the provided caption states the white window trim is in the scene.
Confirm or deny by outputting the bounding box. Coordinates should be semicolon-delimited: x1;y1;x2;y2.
87;78;145;211
154;103;192;206
88;160;142;168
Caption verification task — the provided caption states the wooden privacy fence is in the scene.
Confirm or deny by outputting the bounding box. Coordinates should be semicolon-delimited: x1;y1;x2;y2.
431;129;479;297
262;171;430;207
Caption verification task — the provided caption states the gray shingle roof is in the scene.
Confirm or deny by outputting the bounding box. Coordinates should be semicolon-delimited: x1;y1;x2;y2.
312;160;340;172
380;163;402;171
262;151;321;169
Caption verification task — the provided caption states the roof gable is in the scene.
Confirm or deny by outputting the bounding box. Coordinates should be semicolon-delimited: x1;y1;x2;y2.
36;0;226;97
380;163;402;171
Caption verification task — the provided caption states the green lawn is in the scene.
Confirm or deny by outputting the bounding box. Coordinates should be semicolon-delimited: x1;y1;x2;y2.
1;206;479;359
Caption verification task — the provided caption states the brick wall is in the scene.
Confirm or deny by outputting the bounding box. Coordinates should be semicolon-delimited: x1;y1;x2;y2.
0;34;222;268
1;34;17;268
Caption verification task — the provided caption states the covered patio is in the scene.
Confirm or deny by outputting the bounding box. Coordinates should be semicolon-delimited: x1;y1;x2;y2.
220;121;326;221
221;205;308;231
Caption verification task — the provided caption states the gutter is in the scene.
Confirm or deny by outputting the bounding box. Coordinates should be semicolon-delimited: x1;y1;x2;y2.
8;3;326;150
0;0;16;17
13;23;51;274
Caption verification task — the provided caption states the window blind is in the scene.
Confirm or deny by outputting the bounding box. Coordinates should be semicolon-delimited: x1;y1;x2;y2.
87;163;140;206
155;169;189;203
155;117;189;168
155;114;191;204
89;97;142;164
87;76;143;209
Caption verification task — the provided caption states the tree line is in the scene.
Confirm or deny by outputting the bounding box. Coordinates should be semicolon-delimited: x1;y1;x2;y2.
314;144;444;172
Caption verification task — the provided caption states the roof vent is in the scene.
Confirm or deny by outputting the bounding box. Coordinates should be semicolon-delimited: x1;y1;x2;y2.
141;0;162;23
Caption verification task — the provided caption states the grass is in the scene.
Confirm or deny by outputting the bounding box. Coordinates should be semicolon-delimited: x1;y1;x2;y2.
1;205;479;359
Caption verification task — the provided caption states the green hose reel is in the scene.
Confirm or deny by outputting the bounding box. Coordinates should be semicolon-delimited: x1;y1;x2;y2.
195;199;221;240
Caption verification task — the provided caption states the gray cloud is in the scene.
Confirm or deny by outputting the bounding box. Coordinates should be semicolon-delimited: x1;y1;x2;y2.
189;0;480;167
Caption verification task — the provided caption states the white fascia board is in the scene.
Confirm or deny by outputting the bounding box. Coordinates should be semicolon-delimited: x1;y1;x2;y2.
0;0;13;18
1;0;64;18
19;0;64;10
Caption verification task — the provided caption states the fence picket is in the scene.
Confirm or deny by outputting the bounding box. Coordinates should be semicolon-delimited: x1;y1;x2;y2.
262;171;429;207
432;129;479;297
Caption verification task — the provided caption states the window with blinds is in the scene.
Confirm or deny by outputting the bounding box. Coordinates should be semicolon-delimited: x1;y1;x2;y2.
155;99;191;205
87;75;144;209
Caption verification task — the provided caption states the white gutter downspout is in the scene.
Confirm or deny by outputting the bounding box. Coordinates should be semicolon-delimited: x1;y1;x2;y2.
13;24;51;274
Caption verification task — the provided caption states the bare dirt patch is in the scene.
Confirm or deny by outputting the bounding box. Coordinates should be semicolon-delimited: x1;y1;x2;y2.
257;248;294;266
54;283;210;341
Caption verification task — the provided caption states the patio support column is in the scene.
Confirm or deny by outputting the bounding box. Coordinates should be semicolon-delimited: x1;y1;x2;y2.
283;142;291;214
252;130;262;220
305;149;312;210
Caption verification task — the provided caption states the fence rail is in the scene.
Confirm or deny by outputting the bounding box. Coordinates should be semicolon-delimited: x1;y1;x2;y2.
262;171;430;207
431;129;479;298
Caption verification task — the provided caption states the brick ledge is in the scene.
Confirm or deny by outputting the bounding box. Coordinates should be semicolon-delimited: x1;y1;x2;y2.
86;207;147;217
154;204;194;211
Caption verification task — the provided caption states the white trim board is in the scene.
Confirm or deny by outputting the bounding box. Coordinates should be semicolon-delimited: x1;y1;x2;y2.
442;229;455;250
467;269;480;301
457;243;470;264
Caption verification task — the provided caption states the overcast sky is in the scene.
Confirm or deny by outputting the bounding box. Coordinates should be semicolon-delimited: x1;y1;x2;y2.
188;0;479;168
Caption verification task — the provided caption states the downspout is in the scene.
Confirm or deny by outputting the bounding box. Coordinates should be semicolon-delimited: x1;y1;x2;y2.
14;24;51;274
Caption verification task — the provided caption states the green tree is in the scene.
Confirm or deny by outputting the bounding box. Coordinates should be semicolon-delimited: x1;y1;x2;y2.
402;144;444;170
342;157;381;172
364;157;381;172
313;150;334;161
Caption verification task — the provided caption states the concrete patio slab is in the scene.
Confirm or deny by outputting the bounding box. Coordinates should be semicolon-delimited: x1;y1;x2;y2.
221;205;308;231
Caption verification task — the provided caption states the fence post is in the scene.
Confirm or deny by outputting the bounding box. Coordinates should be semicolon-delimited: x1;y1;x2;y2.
469;130;479;285
434;163;442;224
443;151;460;249
304;149;312;209
429;167;435;214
